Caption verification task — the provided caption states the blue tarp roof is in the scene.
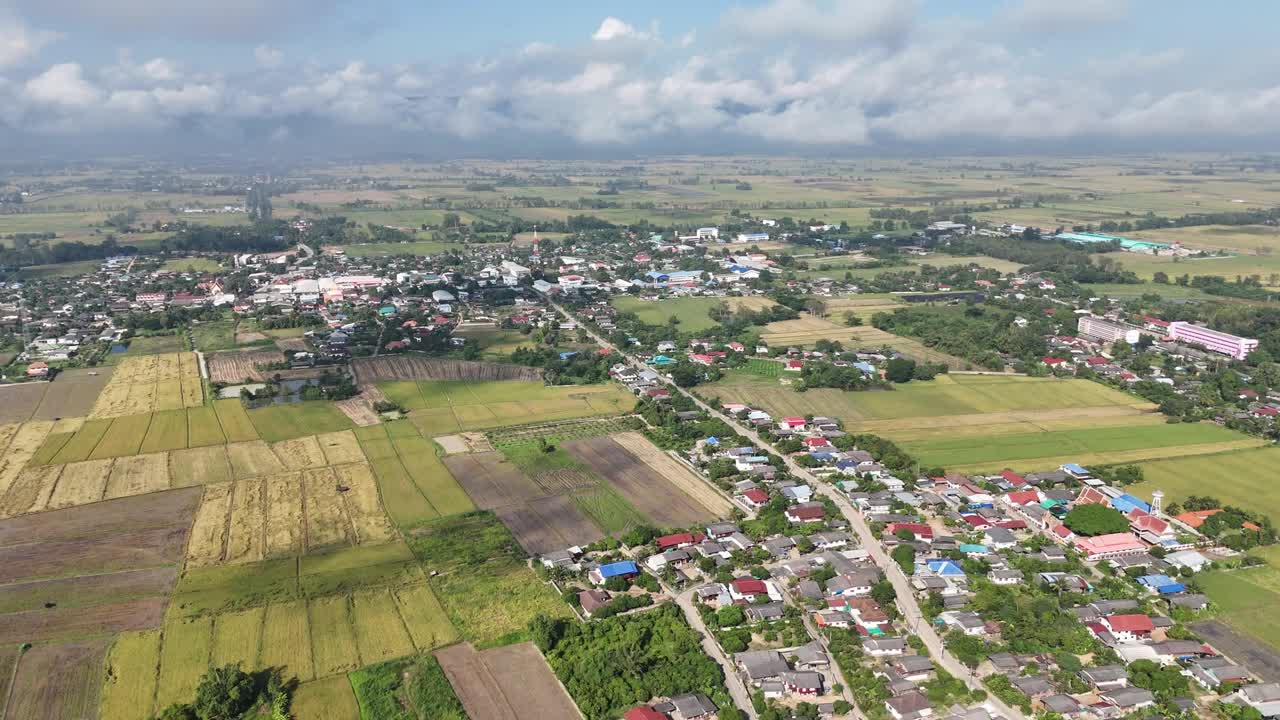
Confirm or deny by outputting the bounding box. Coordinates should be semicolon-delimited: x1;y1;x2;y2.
1138;574;1175;587
1062;463;1089;475
559;351;579;360
924;559;965;577
597;561;638;578
706;437;720;445
1158;583;1186;594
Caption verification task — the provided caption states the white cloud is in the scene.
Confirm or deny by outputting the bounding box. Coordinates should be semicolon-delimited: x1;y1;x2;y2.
0;11;58;68
25;63;99;106
592;17;648;42
254;45;283;69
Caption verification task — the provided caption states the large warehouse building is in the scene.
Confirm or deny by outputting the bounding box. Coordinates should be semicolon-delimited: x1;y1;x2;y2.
1077;315;1150;344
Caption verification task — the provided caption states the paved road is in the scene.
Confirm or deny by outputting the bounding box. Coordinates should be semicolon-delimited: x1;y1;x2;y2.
552;300;1026;720
673;587;759;719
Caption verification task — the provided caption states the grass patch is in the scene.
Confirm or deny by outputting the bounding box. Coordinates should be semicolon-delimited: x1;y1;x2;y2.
190;320;238;351
611;295;729;332
349;654;467;720
1132;447;1280;527
407;512;571;646
571;484;647;536
247;401;353;443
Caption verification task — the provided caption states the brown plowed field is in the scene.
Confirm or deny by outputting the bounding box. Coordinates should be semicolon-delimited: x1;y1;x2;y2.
5;638;110;720
33;368;114;420
352;356;542;384
444;452;542;509
0;383;47;423
446;452;600;554
436;642;581;720
563;437;718;528
611;432;733;517
207;350;284;384
496;495;603;555
0;491;196;716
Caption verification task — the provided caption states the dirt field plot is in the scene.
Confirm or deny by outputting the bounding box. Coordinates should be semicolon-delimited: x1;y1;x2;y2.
352;355;542;384
0;487;199;581
436;642;581;720
334;386;384;427
563;436;720;528
33;367;113;420
444;452;543;509
207;349;285;384
612;431;733;517
496;495;604;555
0;383;46;423
5;638;109;720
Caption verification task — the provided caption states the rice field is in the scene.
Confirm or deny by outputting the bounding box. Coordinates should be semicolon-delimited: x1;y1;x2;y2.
99;629;163;720
1131;447;1280;525
247;402;355;443
89;352;203;419
611;295;776;332
388;379;634;436
150;583;457;716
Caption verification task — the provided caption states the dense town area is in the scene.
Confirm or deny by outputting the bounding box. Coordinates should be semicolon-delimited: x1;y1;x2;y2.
4;156;1280;720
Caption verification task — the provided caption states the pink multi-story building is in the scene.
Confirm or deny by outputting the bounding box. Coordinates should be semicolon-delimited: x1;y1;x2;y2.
1167;321;1258;360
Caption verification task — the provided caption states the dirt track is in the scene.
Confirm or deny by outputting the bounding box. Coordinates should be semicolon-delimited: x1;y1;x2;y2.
435;642;582;720
563;437;718;528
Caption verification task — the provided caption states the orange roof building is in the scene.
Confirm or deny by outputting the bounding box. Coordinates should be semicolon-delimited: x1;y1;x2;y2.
1174;509;1223;529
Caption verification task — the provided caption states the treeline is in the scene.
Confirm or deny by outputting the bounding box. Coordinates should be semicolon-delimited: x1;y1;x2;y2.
942;235;1140;284
164;222;292;253
0;236;138;268
872;306;1049;370
508;346;615;385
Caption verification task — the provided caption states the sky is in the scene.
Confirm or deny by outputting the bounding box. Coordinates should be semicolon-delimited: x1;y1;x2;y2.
2;0;1279;158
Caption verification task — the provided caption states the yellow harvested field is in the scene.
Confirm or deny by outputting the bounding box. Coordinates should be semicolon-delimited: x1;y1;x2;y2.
0;424;19;453
99;630;162;720
227;440;285;479
260;601;315;682
317;431;365;466
308;594;361;676
393;584;459;650
50;417;85;434
335;464;397;545
0;421;53;499
169;445;233;487
273;435;328;470
91;352;202;419
105;452;170;499
0;464;62;517
187;482;234;568
265;472;305;558
210;606;265;667
225;479;266;564
350;589;415;664
155;615;213;710
612;431;733;517
46;459;112;509
847;404;1159;436
303;468;351;549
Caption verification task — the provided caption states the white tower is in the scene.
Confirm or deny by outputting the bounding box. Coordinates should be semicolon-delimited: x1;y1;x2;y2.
1151;490;1164;516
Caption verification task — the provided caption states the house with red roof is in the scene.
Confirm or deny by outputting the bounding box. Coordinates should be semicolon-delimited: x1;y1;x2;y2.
1052;525;1075;541
656;532;702;551
1101;614;1155;642
1075;487;1109;506
1174;509;1222;529
961;514;993;530
1000;469;1026;487
785;503;826;524
886;522;933;542
689;353;716;366
1006;490;1040;506
740;488;769;508
1128;510;1173;539
624;706;668;720
1042;356;1067;367
779;416;807;430
785;360;804;372
1074;532;1146;559
730;578;769;602
803;437;832;448
1251;406;1279;418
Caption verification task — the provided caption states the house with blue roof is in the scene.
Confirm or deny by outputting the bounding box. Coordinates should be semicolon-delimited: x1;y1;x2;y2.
920;559;965;578
1062;463;1090;478
648;355;676;366
1137;575;1185;594
1111;493;1151;514
852;361;876;376
589;560;639;585
959;544;990;557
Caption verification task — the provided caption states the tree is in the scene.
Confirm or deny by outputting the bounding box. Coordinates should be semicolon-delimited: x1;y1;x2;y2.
891;544;915;573
885;358;916;383
192;664;256;720
1063;504;1130;536
717;605;746;627
870;579;897;607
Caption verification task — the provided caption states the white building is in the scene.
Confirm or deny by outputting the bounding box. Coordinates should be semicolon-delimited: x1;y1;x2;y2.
1168;321;1259;360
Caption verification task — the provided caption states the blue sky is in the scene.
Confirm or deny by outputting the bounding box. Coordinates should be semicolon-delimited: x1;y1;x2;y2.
1;0;1279;155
